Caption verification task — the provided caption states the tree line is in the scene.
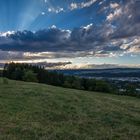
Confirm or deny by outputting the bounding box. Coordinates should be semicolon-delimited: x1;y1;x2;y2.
2;62;115;93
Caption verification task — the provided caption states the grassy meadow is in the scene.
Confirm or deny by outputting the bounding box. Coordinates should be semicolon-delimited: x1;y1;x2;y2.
0;78;140;140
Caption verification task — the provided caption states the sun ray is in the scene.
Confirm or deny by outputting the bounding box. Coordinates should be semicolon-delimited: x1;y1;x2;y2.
17;0;43;30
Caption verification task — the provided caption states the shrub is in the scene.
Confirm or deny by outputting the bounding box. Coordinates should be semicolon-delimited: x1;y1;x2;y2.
23;70;38;82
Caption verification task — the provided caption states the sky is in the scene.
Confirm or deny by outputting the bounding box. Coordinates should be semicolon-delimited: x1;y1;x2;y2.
0;0;140;69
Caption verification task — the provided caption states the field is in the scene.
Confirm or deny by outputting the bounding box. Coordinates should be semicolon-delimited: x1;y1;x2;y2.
0;78;140;140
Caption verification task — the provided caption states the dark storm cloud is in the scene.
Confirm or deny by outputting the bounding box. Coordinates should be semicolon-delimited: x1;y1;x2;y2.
0;27;71;52
9;27;70;42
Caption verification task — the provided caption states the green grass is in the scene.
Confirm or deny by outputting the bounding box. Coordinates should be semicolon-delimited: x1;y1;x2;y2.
0;78;140;140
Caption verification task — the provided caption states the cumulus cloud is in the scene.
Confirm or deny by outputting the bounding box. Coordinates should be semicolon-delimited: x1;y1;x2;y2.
105;0;140;38
106;8;122;21
70;0;98;10
48;7;64;13
70;3;78;10
0;31;15;37
0;23;139;60
110;3;119;9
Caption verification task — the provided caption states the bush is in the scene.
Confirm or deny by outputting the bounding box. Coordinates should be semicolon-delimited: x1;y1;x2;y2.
23;70;38;82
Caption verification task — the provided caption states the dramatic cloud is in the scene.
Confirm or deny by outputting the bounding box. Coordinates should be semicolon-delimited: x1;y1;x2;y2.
0;22;139;61
105;0;140;38
0;0;139;68
0;24;114;54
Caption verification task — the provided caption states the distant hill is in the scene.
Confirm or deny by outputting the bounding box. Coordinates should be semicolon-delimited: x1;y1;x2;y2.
0;78;140;140
55;68;140;78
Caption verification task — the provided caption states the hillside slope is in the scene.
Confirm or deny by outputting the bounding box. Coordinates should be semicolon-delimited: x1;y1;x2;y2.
0;78;140;140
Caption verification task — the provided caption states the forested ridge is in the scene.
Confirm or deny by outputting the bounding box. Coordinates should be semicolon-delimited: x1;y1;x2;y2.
3;62;114;93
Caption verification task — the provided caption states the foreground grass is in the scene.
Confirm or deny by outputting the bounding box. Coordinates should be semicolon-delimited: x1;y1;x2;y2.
0;78;140;140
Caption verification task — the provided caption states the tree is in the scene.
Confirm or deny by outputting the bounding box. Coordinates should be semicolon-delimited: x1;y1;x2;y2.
125;84;136;96
95;80;112;93
23;70;38;82
3;62;115;94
